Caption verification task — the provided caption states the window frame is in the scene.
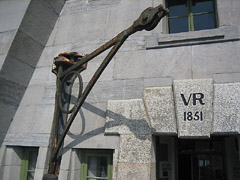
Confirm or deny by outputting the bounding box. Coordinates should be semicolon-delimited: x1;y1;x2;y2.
166;0;219;33
81;150;113;180
20;147;39;180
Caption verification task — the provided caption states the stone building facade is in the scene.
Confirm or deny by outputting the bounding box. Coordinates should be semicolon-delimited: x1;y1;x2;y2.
0;0;240;180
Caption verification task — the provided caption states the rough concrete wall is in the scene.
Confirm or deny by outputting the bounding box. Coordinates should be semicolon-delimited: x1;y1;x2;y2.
0;0;31;146
0;0;65;145
1;0;240;178
4;0;240;158
0;146;22;180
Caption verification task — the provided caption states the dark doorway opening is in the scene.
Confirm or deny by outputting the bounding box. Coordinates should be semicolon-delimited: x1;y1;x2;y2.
178;154;192;180
177;138;226;180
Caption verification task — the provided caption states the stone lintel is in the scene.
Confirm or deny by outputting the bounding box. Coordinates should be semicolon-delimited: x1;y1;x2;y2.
143;86;177;135
173;79;213;138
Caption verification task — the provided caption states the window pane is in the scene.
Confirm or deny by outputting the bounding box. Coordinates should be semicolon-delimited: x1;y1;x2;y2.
169;17;189;33
87;156;108;178
168;0;188;17
27;172;34;180
28;150;38;171
192;0;214;14
193;13;215;31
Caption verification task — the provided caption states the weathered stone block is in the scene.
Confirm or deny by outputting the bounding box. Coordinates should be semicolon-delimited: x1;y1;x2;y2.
37;44;73;68
42;85;56;105
84;80;125;103
124;78;144;100
0;30;17;55
143;87;177;135
0;77;26;106
8;31;44;67
19;0;59;46
19;13;57;46
144;77;173;87
69;102;107;135
173;79;213;138
9;104;54;134
64;133;119;150
0;165;21;180
28;67;52;86
212;83;240;134
105;0;152;40
60;149;72;171
1;54;35;87
0;54;7;71
61;0;120;16
0;0;30;16
118;134;152;163
213;72;240;84
116;162;151;180
20;85;45;106
36;147;50;169
105;99;151;135
0;102;17;134
192;41;240;79
80;60;114;83
3;133;50;147
0;11;25;32
54;9;108;45
113;46;192;80
2;146;21;166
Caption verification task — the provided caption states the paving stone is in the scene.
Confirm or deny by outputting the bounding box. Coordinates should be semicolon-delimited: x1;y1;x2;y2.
143;87;177;135
173;79;213;138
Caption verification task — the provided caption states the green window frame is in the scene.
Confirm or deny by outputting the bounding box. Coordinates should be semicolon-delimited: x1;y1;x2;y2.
81;150;113;180
166;0;218;33
20;147;39;180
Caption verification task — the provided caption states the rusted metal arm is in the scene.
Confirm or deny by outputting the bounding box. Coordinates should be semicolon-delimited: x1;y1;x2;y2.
60;4;167;78
44;4;168;180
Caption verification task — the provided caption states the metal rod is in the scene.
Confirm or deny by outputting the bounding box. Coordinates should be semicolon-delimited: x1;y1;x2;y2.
43;4;168;179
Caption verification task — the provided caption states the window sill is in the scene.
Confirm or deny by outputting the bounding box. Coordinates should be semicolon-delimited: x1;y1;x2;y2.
146;26;240;49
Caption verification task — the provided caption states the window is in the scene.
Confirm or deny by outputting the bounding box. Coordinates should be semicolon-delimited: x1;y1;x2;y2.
20;148;39;180
81;150;113;180
166;0;218;33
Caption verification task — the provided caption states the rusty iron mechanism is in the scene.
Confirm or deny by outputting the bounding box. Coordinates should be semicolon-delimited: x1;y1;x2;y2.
43;4;168;180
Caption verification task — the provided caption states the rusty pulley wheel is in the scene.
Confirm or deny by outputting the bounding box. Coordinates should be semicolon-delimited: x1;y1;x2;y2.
58;71;83;114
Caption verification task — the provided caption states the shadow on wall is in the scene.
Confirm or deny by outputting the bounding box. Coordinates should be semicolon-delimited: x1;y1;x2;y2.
61;101;153;155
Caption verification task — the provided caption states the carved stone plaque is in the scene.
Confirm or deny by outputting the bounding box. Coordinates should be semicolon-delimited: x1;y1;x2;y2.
173;79;213;138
